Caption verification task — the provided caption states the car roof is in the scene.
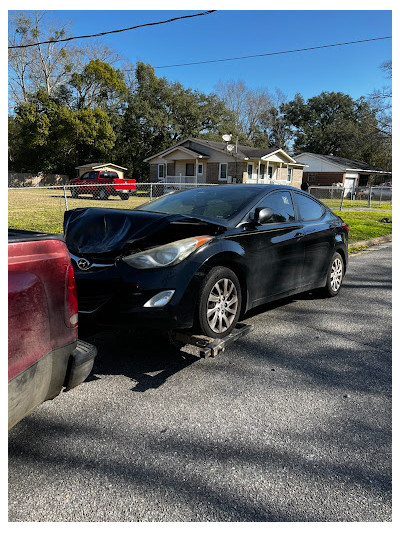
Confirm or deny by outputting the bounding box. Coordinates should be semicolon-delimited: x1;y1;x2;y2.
186;184;298;193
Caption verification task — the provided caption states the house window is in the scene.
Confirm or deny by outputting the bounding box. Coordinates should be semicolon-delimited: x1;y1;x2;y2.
287;167;293;182
158;164;164;179
219;163;228;180
198;164;203;175
186;163;195;176
247;163;254;180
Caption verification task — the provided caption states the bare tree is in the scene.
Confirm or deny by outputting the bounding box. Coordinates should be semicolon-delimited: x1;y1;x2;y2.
8;11;126;111
8;11;77;106
368;60;392;136
214;80;293;148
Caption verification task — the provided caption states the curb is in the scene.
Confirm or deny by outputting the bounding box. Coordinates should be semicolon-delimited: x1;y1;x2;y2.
349;234;392;253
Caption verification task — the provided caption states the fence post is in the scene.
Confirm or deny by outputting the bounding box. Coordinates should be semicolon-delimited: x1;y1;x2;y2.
379;188;383;207
63;185;69;211
368;187;371;208
339;188;345;211
150;183;153;201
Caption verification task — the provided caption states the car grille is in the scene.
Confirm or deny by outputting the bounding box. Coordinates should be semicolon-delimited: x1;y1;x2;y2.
75;279;117;313
70;253;116;272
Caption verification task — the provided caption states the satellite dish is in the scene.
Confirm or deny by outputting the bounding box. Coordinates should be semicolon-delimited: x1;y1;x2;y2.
222;134;232;142
226;144;235;152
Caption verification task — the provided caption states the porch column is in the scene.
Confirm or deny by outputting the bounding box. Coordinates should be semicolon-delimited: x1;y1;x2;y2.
196;158;198;185
280;162;282;180
257;161;260;184
266;161;269;183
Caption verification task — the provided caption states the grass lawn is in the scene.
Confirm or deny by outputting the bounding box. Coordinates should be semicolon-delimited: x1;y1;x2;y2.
334;210;392;247
324;198;392;210
9;188;392;247
8;188;151;234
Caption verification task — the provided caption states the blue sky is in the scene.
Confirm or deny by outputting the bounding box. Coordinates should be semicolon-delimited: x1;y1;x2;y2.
10;7;392;102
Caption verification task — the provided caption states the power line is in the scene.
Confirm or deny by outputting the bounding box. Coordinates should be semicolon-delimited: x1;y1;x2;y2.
152;36;391;69
8;10;216;49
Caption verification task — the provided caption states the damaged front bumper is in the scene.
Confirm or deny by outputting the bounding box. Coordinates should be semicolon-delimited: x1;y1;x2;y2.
73;259;206;330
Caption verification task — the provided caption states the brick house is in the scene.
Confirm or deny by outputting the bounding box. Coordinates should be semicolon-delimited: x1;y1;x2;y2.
295;153;391;195
144;138;305;188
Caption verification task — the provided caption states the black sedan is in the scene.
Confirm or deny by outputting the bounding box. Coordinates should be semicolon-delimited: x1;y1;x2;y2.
63;185;348;338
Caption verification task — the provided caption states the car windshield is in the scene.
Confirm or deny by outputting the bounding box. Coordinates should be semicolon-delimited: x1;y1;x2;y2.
135;187;262;220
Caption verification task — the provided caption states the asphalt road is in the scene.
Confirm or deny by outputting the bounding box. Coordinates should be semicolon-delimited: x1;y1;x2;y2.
8;244;392;522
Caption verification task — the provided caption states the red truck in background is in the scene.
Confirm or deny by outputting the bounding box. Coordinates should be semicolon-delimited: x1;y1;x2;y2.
69;170;137;200
8;229;97;430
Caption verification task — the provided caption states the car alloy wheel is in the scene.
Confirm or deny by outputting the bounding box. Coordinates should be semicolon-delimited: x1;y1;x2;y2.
197;266;242;338
330;256;343;293
322;252;344;297
207;278;239;334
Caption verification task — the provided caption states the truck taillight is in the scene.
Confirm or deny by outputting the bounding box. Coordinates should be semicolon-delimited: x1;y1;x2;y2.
65;263;78;328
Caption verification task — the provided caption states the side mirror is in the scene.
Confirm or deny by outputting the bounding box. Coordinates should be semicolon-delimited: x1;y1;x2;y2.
253;207;274;225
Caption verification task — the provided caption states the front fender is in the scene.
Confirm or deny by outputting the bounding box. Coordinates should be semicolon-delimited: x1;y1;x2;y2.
183;237;250;314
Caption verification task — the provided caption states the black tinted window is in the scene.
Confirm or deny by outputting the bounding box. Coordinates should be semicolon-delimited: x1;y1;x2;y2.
86;171;97;179
256;191;295;223
294;193;324;221
135;187;262;220
100;171;118;179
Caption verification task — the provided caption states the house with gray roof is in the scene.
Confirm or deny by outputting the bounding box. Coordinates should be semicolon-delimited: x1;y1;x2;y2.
295;152;391;195
144;137;305;188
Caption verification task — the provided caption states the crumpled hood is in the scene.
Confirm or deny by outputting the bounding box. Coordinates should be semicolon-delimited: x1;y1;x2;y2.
63;207;226;257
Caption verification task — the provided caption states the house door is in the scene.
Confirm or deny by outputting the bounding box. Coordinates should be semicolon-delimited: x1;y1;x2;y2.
247;163;254;181
344;177;356;198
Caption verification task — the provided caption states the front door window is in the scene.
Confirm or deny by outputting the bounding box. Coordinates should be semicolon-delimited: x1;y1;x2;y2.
247;163;254;180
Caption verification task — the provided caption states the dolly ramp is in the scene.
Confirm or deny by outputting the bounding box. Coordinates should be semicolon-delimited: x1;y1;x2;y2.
169;323;253;358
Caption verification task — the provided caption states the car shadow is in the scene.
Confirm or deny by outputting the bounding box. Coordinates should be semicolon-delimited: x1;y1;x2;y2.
79;324;200;393
243;289;325;320
79;290;325;392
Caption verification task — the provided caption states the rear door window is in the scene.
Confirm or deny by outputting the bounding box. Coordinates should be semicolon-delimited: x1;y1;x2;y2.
294;192;325;221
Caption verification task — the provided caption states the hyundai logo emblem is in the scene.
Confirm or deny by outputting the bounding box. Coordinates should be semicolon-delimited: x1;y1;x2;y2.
77;258;91;270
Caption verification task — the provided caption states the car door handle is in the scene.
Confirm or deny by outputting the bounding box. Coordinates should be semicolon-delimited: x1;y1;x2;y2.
294;232;303;238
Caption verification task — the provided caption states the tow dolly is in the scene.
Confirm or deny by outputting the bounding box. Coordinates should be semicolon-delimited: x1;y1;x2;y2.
168;322;253;358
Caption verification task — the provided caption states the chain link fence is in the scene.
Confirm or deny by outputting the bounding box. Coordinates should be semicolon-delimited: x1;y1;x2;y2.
9;181;393;234
8;182;219;234
309;185;392;210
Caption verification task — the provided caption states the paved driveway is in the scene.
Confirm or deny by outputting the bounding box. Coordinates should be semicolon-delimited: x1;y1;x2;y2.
8;244;392;522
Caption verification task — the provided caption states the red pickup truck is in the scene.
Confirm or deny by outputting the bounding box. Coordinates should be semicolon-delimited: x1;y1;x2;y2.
8;229;97;430
69;170;137;200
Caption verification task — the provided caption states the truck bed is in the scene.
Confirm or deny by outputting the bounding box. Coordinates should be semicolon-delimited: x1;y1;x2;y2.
8;228;64;243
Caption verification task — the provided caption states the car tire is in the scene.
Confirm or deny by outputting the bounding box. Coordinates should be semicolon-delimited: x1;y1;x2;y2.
322;252;344;297
197;266;242;338
119;193;129;200
95;188;109;200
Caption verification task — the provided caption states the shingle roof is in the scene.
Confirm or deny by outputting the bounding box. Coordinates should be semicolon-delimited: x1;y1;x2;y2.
298;153;386;172
190;138;280;159
75;162;128;170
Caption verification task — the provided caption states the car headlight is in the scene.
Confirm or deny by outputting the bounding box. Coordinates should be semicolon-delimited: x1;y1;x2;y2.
122;236;212;269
